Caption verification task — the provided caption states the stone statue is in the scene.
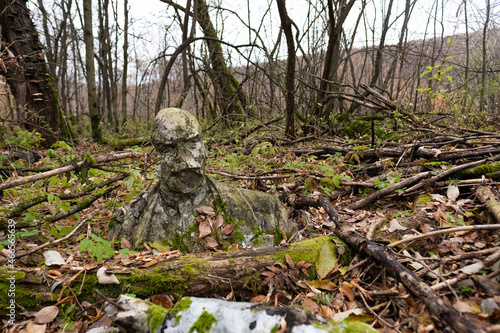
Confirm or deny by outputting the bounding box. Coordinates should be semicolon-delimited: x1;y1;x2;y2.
111;108;296;249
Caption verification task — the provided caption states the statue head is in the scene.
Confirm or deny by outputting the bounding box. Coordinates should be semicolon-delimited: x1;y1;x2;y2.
151;108;207;194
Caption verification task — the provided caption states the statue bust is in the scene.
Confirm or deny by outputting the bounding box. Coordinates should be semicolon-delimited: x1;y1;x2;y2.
111;108;296;249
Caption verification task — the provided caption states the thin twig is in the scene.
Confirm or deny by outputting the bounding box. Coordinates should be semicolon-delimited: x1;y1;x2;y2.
388;224;500;248
0;219;87;264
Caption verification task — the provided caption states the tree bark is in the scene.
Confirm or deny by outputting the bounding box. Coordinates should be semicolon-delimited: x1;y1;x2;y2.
276;0;296;138
0;0;70;147
82;0;102;142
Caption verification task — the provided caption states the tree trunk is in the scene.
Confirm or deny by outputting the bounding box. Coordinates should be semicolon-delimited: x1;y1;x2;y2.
480;0;490;114
0;0;71;147
121;0;129;123
314;0;356;118
276;0;296;138
82;0;102;142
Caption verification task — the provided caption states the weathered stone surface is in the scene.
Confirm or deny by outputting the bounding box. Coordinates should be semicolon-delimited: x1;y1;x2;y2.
111;108;296;248
105;295;378;333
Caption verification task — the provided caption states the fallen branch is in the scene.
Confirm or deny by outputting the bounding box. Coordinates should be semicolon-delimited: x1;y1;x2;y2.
291;196;483;333
348;172;430;210
476;186;500;223
0;219;87;264
402;154;500;196
388;224;500;248
0;152;141;192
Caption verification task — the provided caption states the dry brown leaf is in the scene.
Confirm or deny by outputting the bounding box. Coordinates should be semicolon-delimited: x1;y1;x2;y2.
150;294;174;309
275;314;287;333
267;266;283;274
340;283;355;302
285;253;294;269
197;206;215;217
226;244;240;252
214;215;224;229
221;224;234;235
120;256;132;266
302;297;319;313
199;220;212;238
140;259;158;268
34;305;59;324
320;304;334;318
249;295;266;303
204;236;218;249
26;321;47;333
121;237;132;250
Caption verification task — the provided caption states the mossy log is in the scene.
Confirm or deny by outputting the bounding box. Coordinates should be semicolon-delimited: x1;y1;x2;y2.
0;236;332;315
476;186;500;223
458;161;500;179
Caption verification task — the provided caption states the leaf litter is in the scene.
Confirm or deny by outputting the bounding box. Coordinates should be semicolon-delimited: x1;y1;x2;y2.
0;133;499;332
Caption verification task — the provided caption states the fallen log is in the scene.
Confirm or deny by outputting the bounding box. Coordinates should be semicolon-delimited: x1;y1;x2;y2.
0;236;336;315
476;186;500;224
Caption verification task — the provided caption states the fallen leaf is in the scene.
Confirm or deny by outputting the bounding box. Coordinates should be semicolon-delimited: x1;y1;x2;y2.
351;277;372;300
285;253;294;269
26;321;47;333
214;215;224;229
204;237;218;249
121;257;132;266
197;206;215;217
389;219;406;232
149;241;170;253
226;244;240;252
249;295;266;303
221;224;234;235
316;241;337;280
453;300;472;313
150;294;174;309
140;259;158;268
34;305;59;324
302;297;319;313
275;314;287;333
121;237;132;250
340;283;355;302
332;308;363;322
199;220;212;238
309;280;336;291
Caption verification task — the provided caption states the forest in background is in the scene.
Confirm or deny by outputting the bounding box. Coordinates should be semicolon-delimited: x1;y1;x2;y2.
0;0;499;144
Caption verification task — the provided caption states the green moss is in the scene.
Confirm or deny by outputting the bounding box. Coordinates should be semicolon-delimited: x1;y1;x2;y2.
271;324;281;333
458;161;500;179
414;194;431;206
171;297;192;313
188;310;217;333
275;237;329;274
0;269;54;315
147;303;168;332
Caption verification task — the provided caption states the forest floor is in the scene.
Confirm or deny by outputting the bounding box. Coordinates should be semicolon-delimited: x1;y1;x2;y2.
1;125;500;332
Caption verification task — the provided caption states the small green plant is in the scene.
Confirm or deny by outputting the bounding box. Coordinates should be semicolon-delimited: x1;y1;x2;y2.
392;211;411;218
79;233;115;263
458;284;475;295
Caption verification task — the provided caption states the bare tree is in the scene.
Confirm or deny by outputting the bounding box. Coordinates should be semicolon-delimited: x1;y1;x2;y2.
276;0;296;137
0;0;72;146
82;0;102;142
